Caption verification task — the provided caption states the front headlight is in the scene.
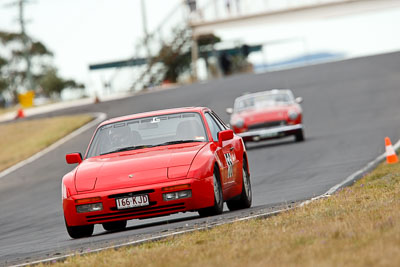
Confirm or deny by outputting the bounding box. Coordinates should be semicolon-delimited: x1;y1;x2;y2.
76;203;103;213
288;110;298;120
232;118;244;128
163;190;192;201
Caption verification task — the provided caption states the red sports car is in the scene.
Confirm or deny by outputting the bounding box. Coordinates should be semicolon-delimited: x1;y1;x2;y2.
62;107;251;238
227;89;304;143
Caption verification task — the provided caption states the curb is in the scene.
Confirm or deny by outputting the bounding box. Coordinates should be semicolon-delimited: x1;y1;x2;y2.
0;112;107;180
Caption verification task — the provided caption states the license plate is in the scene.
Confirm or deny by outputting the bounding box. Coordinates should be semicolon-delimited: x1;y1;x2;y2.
116;195;149;210
260;132;278;138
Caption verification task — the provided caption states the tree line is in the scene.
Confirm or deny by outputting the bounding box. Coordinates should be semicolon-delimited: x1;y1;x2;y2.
0;31;83;106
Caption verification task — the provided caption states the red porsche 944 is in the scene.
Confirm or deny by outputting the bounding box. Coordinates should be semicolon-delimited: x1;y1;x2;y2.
62;107;252;238
227;89;304;143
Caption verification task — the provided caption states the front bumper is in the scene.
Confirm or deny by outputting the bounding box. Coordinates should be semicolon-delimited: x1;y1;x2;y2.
64;177;214;226
238;124;303;142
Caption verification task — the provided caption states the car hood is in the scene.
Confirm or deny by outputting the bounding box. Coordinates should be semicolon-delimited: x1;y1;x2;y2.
235;106;295;125
74;143;206;193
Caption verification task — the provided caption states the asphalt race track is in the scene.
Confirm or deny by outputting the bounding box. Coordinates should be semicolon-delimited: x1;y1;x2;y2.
1;52;400;265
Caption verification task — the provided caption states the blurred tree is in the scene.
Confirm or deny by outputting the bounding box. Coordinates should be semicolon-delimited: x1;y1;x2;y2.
159;44;191;83
0;56;9;94
37;68;64;96
197;33;221;47
0;31;22;43
158;31;221;83
11;40;52;58
0;30;83;102
38;67;84;97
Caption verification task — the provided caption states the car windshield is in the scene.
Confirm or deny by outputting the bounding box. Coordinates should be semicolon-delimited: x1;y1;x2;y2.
234;92;293;112
86;112;208;158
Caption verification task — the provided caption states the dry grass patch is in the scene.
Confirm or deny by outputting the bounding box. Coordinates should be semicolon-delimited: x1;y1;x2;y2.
0;106;18;115
43;162;400;267
0;115;93;172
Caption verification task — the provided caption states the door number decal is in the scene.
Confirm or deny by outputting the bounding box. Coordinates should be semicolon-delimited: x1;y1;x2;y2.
224;153;234;178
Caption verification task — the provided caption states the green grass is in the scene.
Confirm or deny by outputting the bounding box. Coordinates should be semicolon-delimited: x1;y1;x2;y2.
0;115;93;172
41;159;400;267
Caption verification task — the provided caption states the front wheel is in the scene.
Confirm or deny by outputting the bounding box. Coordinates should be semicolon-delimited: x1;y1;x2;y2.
66;223;94;239
227;163;252;211
295;129;305;142
198;172;223;217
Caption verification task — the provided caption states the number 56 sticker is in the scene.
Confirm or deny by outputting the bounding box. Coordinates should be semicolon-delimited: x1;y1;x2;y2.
224;153;234;178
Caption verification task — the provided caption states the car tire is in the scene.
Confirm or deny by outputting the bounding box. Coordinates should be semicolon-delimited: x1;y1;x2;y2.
102;220;127;232
65;222;94;239
295;129;305;142
227;162;252;211
198;171;223;217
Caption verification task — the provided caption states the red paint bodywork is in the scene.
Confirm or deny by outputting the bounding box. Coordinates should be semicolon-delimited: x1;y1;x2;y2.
230;90;304;142
231;105;302;133
62;107;248;227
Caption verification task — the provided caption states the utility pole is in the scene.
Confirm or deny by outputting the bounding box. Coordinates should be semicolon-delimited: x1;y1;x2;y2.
5;0;34;91
18;0;34;91
140;0;151;60
191;36;198;82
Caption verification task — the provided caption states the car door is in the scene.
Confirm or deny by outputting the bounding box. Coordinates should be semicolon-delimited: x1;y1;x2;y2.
204;112;238;190
211;111;241;186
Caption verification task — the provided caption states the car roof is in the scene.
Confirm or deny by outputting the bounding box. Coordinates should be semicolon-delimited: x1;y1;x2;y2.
98;107;209;127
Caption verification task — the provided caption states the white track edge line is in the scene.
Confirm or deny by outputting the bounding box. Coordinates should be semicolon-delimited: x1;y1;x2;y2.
9;208;289;267
0;112;107;180
9;138;399;267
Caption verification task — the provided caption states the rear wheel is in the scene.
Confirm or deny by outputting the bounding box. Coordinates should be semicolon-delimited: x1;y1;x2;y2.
102;220;127;232
295;129;305;142
66;223;94;239
198;171;223;217
227;162;252;211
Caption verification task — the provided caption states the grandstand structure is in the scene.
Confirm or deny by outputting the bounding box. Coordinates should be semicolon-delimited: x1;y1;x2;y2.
88;0;397;93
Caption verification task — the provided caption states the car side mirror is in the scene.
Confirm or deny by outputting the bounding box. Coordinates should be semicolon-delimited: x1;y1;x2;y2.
218;129;234;146
295;97;303;104
66;153;83;164
226;108;233;114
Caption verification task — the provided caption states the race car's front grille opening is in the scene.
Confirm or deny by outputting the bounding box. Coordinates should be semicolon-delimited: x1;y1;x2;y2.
85;202;185;223
108;189;155;199
109;201;157;211
248;120;286;130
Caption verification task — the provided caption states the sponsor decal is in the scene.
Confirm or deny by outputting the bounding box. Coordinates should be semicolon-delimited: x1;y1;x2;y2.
151;117;161;123
224;153;234;178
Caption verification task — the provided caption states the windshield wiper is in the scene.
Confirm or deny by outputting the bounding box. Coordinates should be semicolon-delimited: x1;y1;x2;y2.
100;145;152;155
153;140;203;147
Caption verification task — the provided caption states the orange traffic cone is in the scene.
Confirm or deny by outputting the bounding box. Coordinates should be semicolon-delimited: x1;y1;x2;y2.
15;108;25;119
385;137;398;164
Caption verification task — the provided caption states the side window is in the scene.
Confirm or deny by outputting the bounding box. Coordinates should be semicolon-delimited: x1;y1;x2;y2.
205;112;222;141
211;112;228;130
